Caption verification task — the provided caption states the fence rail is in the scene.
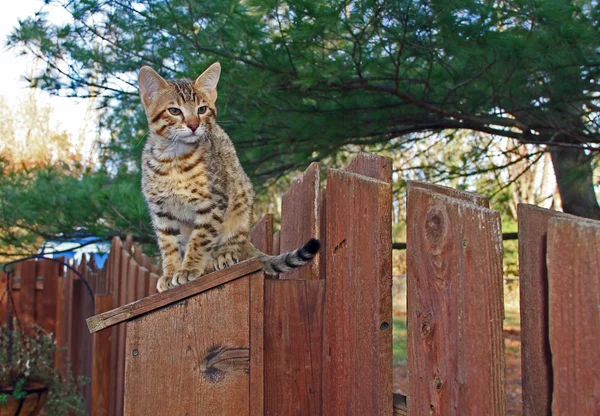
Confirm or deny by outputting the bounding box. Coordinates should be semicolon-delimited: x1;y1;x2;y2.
2;152;598;415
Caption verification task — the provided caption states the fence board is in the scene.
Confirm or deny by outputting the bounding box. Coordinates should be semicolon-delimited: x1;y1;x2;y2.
124;276;251;416
36;259;59;334
346;152;393;183
408;180;489;208
249;272;265;416
0;273;7;326
264;279;324;415
17;259;36;334
250;214;273;255
322;168;392;415
279;162;321;280
548;216;600;415
518;204;560;416
406;184;505;415
91;295;113;416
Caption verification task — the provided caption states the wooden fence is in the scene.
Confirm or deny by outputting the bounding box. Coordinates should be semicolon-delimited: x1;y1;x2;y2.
1;236;160;415
2;152;599;415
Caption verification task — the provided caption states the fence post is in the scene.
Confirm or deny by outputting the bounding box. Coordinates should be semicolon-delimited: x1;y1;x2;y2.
547;216;600;414
406;182;505;415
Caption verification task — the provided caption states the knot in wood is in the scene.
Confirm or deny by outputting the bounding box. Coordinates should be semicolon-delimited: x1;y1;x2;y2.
420;322;432;339
425;206;447;249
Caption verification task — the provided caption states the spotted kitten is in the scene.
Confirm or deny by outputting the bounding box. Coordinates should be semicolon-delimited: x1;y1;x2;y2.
138;62;320;292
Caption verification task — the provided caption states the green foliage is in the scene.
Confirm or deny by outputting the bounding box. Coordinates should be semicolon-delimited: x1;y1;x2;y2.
0;324;87;415
2;0;599;251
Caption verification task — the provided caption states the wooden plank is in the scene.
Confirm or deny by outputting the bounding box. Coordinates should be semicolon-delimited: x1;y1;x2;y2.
108;237;122;416
517;204;564;416
91;295;113;416
36;259;59;334
115;246;130;416
126;257;138;304
0;273;7;327
408;180;489;208
250;214;274;255
272;231;280;255
406;184;505;415
322;169;393;415
136;267;149;301
264;279;324;415
346;152;393;183
53;269;68;373
124;275;253;416
279;162;321;280
16;259;36;334
249;272;265;416
87;258;262;333
547;216;600;415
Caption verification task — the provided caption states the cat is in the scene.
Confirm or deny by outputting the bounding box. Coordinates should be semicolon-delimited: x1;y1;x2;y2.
138;62;320;292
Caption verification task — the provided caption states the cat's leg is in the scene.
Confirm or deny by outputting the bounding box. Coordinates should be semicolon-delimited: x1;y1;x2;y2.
213;196;252;270
172;213;221;286
151;214;182;292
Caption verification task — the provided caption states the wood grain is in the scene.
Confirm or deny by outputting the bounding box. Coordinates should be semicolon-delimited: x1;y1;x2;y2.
279;162;321;279
264;279;325;415
547;216;600;415
408;180;489;208
91;295;113;416
124;276;252;416
36;259;59;334
518;204;564;416
346;152;393;183
406;184;505;415
17;259;36;334
322;168;393;416
251;214;274;255
249;272;265;416
87;258;262;333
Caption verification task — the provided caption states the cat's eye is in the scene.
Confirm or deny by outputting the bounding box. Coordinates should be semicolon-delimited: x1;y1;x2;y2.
198;106;208;115
168;107;181;115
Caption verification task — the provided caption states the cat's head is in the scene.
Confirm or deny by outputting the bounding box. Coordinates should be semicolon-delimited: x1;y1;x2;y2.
138;63;220;144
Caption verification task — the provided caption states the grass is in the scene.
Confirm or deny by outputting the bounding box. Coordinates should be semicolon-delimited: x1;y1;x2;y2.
393;315;407;365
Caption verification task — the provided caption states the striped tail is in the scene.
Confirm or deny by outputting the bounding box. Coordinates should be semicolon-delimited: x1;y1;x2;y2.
255;238;320;275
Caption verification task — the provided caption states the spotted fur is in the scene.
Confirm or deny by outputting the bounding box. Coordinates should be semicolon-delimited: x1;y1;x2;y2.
138;63;320;292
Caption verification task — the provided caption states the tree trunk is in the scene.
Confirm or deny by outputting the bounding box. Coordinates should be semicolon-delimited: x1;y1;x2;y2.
549;145;600;220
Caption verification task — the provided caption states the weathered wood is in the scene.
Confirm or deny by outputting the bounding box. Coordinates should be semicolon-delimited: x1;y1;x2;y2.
87;258;262;333
249;272;265;415
406;184;505;415
518;204;564;416
346;152;393;183
17;259;36;334
36;259;59;334
279;162;321;279
114;247;129;416
322;168;393;416
408;180;489;208
272;231;280;255
108;237;123;416
264;279;325;415
124;276;252;416
91;295;113;416
547;216;600;415
0;273;7;326
250;214;274;255
136;267;149;301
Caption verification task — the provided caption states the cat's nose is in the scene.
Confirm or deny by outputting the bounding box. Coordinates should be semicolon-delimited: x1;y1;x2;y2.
187;123;199;133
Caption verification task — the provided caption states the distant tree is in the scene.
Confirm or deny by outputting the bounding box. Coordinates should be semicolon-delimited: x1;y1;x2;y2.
3;0;599;254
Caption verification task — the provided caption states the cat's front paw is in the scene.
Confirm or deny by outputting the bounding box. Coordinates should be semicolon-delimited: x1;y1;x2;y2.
172;268;203;287
213;251;240;271
157;275;173;293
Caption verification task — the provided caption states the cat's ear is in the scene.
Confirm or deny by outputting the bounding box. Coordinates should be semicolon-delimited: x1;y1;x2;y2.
194;62;221;101
138;66;169;106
